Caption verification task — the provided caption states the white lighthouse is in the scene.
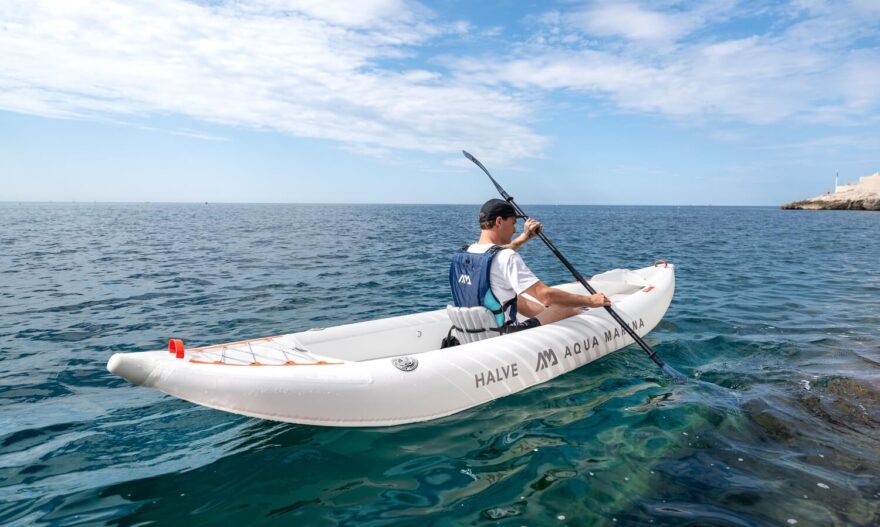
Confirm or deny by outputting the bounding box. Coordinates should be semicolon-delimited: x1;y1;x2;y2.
834;171;851;193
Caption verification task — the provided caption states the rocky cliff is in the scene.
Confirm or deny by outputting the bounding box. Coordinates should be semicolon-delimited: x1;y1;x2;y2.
783;174;880;210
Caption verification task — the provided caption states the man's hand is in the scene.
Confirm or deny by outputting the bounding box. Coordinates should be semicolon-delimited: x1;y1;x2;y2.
588;293;611;307
507;218;543;251
523;218;542;238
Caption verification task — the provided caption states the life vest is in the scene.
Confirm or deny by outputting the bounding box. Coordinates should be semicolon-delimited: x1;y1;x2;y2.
449;245;518;327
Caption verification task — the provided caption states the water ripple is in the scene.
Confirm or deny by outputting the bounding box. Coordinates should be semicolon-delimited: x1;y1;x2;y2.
0;203;878;526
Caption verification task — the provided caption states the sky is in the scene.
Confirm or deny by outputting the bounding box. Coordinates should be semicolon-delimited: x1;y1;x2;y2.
1;0;878;205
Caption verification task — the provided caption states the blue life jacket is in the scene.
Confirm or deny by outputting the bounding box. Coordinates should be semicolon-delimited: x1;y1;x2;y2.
449;245;518;327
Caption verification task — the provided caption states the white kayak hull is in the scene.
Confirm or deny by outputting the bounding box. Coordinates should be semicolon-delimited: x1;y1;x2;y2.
107;264;674;427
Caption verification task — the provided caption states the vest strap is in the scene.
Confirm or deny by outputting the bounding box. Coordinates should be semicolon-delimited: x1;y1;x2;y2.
450;324;508;334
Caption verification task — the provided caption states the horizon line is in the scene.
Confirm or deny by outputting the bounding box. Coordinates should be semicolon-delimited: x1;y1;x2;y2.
0;200;781;207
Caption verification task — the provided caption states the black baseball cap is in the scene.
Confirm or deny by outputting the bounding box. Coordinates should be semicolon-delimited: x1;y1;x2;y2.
479;199;526;223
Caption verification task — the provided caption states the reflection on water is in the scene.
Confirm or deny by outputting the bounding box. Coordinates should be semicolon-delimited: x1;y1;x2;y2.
0;203;878;526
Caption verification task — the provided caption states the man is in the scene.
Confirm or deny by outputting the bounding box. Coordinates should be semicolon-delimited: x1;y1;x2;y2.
449;198;611;334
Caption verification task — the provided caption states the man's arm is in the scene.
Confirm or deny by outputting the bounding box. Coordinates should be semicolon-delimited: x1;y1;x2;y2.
522;281;611;308
516;294;547;317
504;218;542;251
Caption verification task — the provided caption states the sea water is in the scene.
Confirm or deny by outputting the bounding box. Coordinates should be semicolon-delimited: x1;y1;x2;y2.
0;203;878;526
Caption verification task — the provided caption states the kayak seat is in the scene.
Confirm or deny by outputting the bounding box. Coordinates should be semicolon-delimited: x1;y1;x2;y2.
445;305;505;345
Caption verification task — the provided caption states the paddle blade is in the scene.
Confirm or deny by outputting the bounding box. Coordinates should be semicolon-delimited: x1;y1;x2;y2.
462;150;509;199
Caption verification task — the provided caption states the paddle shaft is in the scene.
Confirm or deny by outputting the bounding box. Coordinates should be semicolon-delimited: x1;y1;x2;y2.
463;150;667;370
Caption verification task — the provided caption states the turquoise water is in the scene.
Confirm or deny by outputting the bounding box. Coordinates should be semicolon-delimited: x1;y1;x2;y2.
1;203;878;526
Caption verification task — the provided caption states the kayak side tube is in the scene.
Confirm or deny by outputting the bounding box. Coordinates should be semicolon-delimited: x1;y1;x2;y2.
107;264;674;426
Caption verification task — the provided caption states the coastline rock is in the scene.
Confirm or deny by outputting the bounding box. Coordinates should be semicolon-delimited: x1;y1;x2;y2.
782;173;880;211
782;198;880;211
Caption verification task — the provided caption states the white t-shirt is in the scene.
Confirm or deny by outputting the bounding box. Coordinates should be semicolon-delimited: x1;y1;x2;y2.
467;244;540;307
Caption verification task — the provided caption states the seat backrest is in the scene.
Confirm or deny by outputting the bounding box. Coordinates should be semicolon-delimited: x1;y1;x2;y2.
445;305;502;344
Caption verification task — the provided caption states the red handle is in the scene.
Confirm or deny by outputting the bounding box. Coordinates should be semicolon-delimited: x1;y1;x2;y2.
168;339;185;358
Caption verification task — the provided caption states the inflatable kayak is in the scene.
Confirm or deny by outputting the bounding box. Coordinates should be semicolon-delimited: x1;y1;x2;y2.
107;262;674;427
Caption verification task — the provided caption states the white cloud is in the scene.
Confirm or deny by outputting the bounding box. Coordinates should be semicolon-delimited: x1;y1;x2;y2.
839;53;880;111
0;0;545;164
568;3;697;42
452;1;880;126
852;0;880;13
1;0;877;167
790;0;833;15
169;129;230;141
246;0;423;28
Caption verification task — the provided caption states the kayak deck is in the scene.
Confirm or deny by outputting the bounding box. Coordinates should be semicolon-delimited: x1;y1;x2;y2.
184;268;656;365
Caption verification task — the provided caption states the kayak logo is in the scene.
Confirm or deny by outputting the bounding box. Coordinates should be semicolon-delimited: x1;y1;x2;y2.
604;318;645;343
535;348;558;371
474;362;519;389
458;274;472;285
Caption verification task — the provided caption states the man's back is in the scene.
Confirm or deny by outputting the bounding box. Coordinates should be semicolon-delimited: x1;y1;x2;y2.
466;243;538;311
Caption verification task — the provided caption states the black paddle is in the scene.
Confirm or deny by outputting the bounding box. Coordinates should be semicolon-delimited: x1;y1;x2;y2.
463;150;686;381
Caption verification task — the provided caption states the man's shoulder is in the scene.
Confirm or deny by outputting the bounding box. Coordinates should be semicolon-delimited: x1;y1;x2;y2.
468;243;512;255
493;247;528;266
469;245;526;265
466;243;492;254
